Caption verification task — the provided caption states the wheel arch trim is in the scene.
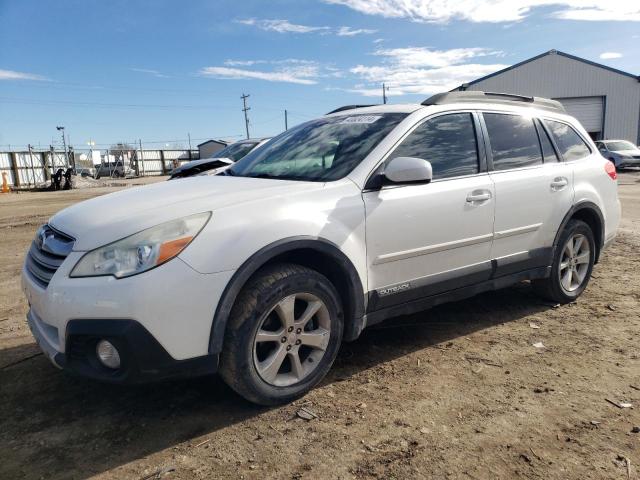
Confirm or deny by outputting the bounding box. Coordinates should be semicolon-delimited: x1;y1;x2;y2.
553;201;605;263
208;236;366;354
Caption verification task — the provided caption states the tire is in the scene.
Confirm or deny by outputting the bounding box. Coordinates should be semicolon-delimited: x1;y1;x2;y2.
219;263;344;405
533;219;596;304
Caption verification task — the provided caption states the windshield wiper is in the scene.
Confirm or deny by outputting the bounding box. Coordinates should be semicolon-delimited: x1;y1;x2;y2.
246;173;322;182
246;173;283;179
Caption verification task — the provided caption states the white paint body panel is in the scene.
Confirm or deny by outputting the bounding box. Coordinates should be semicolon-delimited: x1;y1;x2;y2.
364;175;495;290
489;161;574;259
21;255;233;360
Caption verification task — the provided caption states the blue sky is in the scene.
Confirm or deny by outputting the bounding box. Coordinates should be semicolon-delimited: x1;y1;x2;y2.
1;0;639;151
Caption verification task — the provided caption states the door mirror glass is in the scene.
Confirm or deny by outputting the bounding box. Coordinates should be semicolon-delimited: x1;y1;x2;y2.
384;156;433;184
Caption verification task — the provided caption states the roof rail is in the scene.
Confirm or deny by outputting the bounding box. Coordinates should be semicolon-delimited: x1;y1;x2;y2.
326;104;378;115
422;91;566;113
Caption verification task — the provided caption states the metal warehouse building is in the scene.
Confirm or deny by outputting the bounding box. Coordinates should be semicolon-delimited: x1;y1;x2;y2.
457;50;640;143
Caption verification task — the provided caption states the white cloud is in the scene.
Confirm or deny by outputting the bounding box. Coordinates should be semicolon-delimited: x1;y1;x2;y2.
223;59;267;67
599;52;623;59
323;0;640;23
199;64;319;85
237;18;379;36
0;69;47;81
200;58;345;85
236;18;329;33
373;46;502;68
347;47;507;96
349;63;508;95
336;26;377;36
130;68;169;78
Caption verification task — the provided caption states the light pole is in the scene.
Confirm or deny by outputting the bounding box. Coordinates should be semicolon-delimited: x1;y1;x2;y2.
56;126;69;168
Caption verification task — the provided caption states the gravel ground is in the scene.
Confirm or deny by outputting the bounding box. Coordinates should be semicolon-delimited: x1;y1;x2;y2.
1;172;639;480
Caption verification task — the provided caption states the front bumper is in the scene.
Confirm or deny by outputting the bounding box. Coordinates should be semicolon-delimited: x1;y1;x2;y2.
28;311;218;382
22;253;234;382
617;157;640;168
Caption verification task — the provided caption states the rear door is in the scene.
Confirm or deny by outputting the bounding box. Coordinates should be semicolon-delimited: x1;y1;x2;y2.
482;112;574;276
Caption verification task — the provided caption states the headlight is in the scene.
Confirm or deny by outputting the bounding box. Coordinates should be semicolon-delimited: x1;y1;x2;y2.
70;212;211;278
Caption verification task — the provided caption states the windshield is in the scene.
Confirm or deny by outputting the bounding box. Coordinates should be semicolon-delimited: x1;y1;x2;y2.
228;113;407;182
606;141;636;151
214;141;259;161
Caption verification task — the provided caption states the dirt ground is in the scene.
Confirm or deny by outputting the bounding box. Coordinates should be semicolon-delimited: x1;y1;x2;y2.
1;173;639;480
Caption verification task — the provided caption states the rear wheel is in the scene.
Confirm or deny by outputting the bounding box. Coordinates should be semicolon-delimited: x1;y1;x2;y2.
534;219;595;303
219;263;343;405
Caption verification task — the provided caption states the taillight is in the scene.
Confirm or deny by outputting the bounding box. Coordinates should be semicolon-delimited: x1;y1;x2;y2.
604;161;617;180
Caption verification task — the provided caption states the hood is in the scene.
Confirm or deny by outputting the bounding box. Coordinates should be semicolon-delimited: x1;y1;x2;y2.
50;175;320;251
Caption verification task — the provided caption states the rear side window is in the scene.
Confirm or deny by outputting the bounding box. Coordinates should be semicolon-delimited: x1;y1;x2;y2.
484;113;542;170
388;113;479;179
535;119;559;162
545;120;591;161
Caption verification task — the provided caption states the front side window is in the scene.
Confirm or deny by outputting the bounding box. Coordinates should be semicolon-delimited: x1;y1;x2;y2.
229;113;407;181
484;113;542;170
387;113;479;179
545;120;591;161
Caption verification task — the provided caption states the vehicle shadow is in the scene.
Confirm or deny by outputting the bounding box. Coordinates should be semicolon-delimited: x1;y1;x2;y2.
0;283;551;479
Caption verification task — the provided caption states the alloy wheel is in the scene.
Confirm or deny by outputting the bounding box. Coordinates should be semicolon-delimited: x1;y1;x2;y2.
558;233;591;293
253;293;331;387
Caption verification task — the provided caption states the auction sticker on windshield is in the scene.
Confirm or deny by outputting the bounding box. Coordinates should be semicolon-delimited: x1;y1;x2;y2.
339;115;382;124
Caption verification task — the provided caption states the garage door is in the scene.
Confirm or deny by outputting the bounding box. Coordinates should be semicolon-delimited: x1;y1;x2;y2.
556;97;604;135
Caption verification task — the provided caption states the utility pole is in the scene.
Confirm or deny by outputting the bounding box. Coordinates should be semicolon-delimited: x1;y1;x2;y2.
382;83;389;104
28;144;37;186
241;93;251;139
56;126;69;168
188;132;192;151
284;109;288;130
139;139;145;177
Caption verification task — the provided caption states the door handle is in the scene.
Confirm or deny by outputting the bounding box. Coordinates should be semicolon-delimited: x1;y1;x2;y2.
466;190;492;204
550;177;568;191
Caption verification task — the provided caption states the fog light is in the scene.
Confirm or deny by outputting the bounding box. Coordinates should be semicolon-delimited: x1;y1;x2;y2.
96;340;121;369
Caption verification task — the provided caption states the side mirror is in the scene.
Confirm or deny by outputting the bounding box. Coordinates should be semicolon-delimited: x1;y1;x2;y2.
384;156;433;184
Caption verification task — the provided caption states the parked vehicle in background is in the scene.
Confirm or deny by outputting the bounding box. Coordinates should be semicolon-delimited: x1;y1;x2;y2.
595;140;640;169
95;161;132;178
22;91;620;405
169;138;270;180
74;167;96;178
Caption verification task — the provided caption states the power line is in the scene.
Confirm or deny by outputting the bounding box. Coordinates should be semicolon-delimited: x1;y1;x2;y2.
0;134;245;151
0;97;239;110
17;79;340;107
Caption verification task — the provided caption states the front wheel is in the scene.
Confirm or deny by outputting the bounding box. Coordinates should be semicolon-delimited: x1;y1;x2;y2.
219;263;343;405
533;219;595;303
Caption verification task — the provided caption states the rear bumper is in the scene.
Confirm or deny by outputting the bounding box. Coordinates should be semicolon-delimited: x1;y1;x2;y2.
28;310;218;383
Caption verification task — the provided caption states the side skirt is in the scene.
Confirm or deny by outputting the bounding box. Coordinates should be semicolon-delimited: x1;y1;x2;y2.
363;265;551;328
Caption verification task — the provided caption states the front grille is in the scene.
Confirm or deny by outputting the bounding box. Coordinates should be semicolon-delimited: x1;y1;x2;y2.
26;224;74;288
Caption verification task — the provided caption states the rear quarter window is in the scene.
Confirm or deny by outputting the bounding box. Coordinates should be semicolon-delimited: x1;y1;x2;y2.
545;120;591;161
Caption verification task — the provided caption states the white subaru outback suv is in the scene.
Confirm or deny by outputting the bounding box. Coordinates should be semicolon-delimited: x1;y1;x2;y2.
22;91;620;405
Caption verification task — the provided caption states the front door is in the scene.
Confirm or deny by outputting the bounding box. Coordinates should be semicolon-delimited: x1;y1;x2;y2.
364;112;495;311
